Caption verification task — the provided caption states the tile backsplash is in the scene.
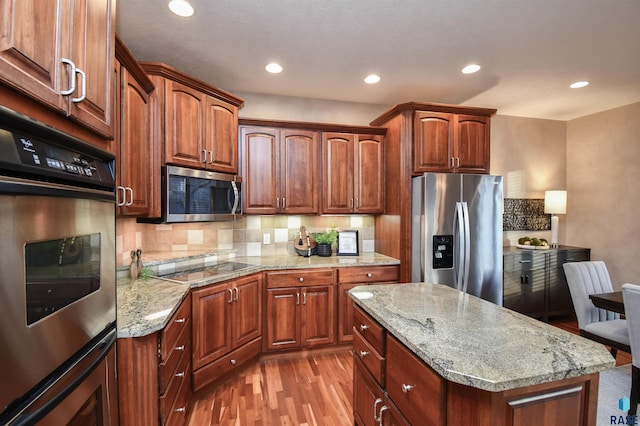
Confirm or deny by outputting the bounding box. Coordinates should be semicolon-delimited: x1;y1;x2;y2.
116;215;375;266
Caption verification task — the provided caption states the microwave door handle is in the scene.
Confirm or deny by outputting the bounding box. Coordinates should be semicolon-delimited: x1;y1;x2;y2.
230;181;239;214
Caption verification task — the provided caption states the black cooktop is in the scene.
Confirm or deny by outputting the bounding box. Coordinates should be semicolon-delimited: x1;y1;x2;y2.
156;262;257;283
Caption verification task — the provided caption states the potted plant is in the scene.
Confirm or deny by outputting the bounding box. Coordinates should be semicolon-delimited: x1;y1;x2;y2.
313;228;338;257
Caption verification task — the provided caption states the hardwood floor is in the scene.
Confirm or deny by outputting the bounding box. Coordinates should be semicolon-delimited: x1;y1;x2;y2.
186;349;354;425
186;317;631;425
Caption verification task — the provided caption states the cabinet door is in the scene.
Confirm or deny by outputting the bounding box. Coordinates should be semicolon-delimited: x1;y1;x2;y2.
0;0;69;113
338;283;359;342
355;134;384;213
241;126;279;214
322;132;354;214
192;283;232;370
454;115;490;174
503;252;547;319
205;97;238;173
280;129;319;214
301;285;335;346
232;274;262;348
165;79;206;168
265;287;301;350
118;65;152;216
67;0;114;137
413;111;453;173
353;359;385;426
549;249;590;315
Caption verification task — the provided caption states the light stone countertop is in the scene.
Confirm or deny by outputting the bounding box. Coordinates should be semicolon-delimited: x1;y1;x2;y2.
117;252;399;339
349;282;616;392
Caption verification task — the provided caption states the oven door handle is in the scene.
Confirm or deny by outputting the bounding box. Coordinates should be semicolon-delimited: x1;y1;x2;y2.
9;329;116;426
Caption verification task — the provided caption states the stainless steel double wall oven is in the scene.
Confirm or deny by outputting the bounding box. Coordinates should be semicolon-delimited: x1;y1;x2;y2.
0;106;118;425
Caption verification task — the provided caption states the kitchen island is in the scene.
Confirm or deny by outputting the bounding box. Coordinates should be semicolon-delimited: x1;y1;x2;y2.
349;282;615;426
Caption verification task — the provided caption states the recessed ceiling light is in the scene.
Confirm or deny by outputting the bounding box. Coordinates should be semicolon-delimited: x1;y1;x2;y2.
265;63;283;74
461;64;481;74
364;74;381;84
168;0;194;17
570;81;589;89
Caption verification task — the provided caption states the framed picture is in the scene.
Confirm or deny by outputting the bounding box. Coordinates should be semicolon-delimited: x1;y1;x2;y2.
337;230;359;256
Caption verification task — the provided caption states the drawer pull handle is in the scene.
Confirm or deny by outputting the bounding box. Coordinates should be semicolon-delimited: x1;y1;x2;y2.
299;277;304;282
401;384;415;393
175;407;186;413
367;273;372;278
175;318;186;324
360;351;369;357
519;260;532;263
175;372;185;378
230;359;237;365
373;398;383;422
378;406;388;426
175;345;185;351
359;324;369;331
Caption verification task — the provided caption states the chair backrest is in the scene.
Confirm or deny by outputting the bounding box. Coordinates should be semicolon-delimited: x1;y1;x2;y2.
622;283;640;367
563;261;620;329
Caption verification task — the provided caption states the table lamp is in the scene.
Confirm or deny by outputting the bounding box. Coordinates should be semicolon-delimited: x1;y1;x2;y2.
544;190;567;248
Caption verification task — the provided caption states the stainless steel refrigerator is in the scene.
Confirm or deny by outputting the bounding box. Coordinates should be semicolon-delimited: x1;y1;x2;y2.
411;173;503;305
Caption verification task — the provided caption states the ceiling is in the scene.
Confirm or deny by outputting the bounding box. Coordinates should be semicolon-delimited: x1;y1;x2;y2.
116;0;640;121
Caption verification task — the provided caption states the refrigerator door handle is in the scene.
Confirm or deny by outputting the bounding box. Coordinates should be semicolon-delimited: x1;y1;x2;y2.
454;202;466;292
461;202;471;294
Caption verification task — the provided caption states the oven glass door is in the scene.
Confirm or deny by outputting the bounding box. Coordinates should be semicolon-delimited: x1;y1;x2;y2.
0;192;115;414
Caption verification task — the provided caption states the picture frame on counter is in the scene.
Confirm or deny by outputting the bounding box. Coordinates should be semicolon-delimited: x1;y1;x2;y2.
337;230;359;256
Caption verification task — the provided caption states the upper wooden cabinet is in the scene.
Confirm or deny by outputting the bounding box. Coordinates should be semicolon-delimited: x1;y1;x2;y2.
322;132;384;214
114;35;158;217
240;124;320;214
141;62;243;174
414;111;491;174
0;0;115;139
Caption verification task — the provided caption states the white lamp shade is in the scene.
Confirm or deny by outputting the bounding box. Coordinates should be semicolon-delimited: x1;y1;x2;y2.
544;190;567;214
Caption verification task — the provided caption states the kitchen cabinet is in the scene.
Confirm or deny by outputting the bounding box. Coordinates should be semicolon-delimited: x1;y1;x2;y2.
414;111;490;174
264;268;335;350
336;265;399;342
503;246;590;321
370;102;497;283
240;125;320;214
0;0;115;139
191;274;262;391
141;62;243;174
118;294;192;426
322;132;385;214
114;35;158;217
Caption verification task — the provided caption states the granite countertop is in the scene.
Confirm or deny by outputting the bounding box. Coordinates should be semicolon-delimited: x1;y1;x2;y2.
117;252;399;339
349;282;615;392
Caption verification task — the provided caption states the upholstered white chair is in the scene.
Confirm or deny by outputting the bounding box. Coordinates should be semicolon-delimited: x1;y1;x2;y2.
563;261;630;358
622;283;640;416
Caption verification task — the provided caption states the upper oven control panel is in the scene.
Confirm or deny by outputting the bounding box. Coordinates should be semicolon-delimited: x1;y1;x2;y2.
0;106;115;189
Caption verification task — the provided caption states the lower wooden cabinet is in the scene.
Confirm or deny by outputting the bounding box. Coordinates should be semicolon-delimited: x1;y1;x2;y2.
118;293;192;426
191;274;262;391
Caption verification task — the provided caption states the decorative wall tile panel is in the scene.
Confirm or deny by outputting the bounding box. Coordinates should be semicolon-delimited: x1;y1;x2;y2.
503;198;551;231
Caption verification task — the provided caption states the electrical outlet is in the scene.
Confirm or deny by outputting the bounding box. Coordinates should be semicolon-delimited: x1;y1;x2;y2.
263;233;270;244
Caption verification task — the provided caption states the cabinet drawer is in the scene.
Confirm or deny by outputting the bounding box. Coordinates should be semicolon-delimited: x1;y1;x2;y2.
337;265;399;284
504;252;546;272
160;294;191;361
353;306;385;355
386;335;445;426
192;336;262;391
159;322;190;393
159;340;191;425
266;268;334;288
353;329;385;386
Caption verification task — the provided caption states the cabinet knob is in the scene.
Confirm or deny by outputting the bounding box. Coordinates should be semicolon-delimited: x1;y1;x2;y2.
359;351;369;357
175;372;185;378
230;359;237;365
401;384;415;393
359;324;369;331
175;407;186;413
367;273;372;278
299;277;304;283
174;345;185;351
175;318;186;324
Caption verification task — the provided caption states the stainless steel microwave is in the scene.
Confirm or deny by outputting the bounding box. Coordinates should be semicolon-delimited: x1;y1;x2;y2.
162;165;242;222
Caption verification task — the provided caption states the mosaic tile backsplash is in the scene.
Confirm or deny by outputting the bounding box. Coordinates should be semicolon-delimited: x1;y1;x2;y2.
503;198;551;231
116;215;375;266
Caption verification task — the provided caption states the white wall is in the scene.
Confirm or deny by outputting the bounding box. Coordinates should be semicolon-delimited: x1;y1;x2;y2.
566;102;640;289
